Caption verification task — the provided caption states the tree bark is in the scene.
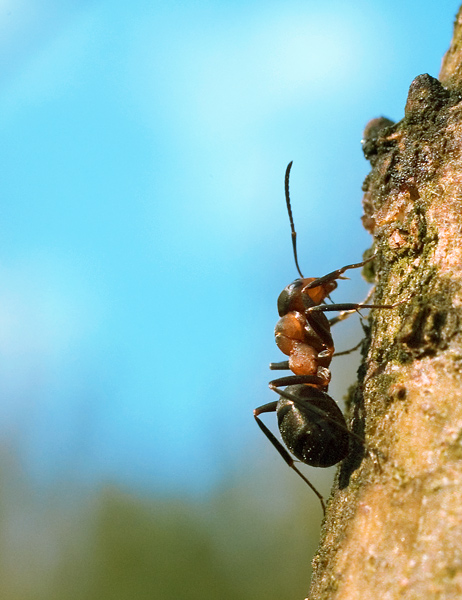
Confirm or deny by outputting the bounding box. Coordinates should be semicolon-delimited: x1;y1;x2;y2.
308;7;462;600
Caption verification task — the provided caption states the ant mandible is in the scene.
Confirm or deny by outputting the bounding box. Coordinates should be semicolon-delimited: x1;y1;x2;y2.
253;161;397;515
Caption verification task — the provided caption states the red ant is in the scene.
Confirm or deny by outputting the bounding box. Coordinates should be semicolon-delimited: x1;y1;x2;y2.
254;161;398;514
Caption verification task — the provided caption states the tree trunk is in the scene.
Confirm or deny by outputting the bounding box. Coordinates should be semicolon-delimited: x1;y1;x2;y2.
308;7;462;599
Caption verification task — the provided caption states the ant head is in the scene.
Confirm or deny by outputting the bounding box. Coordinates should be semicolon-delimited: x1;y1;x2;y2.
277;277;338;317
284;161;304;279
277;278;305;316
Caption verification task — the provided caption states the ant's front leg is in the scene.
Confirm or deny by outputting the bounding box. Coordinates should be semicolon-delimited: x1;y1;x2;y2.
303;255;376;291
332;340;363;357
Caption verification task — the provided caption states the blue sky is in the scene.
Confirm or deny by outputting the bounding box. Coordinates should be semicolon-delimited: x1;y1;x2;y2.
0;0;459;499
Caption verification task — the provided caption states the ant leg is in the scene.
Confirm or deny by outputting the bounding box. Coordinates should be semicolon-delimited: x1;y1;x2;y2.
254;402;326;514
303;255;375;290
329;312;352;327
333;339;363;357
269;360;290;370
328;287;375;326
270;383;370;455
269;374;323;387
332;305;371;355
306;298;404;314
272;383;385;474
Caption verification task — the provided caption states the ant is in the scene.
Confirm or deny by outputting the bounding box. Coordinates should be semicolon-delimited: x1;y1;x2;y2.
254;161;399;515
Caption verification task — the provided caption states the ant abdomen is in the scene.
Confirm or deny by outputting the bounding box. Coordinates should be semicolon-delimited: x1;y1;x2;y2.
276;385;350;468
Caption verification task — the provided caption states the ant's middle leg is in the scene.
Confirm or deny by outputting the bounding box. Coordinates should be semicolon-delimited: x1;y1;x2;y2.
306;298;404;314
328;287;375;327
269;360;290;370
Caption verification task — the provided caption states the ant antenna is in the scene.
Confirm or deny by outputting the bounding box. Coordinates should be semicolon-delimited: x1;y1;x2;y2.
284;161;304;278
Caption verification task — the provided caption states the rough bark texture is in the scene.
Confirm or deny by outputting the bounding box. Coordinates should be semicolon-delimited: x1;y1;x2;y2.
308;7;462;600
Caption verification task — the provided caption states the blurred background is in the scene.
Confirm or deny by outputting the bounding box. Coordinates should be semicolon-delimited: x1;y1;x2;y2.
0;1;459;598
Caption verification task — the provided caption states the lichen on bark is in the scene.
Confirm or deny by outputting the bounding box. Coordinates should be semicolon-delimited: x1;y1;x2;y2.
308;8;462;600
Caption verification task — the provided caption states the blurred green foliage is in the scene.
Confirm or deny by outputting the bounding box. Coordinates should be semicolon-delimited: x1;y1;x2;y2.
0;453;328;600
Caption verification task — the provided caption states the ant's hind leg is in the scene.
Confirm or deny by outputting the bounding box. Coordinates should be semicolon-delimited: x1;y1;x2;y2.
253;402;326;514
270;382;373;459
